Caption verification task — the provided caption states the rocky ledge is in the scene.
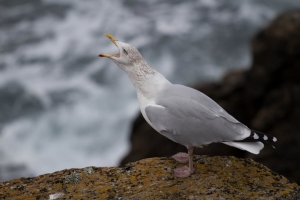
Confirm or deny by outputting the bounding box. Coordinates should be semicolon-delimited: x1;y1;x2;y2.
0;156;299;199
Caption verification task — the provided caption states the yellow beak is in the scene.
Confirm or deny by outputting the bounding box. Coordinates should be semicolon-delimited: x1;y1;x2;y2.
98;33;119;58
104;33;118;47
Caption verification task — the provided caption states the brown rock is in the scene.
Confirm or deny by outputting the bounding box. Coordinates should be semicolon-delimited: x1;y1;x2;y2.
0;156;299;199
121;10;300;184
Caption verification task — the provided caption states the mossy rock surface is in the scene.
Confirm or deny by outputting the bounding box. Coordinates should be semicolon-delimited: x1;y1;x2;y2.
0;156;299;199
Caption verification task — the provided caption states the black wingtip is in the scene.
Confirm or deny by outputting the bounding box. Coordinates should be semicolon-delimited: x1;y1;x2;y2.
235;130;277;147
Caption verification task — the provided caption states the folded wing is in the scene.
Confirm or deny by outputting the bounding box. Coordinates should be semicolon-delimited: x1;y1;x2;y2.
144;84;271;154
145;96;251;147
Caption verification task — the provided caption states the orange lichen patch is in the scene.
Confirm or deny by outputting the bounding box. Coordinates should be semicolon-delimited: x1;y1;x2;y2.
0;156;299;199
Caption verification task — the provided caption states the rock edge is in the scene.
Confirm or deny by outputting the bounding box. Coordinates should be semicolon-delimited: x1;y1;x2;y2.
0;156;299;199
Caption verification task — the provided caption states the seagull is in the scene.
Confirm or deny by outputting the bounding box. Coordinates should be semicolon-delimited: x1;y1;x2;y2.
99;34;277;178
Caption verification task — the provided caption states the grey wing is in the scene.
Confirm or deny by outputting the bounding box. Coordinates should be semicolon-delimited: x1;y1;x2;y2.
145;96;250;147
160;84;240;124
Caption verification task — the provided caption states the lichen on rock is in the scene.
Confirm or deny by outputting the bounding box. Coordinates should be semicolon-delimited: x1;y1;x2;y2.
0;156;299;199
63;171;81;184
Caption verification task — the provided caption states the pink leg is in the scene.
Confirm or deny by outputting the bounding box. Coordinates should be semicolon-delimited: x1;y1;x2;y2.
172;152;189;163
173;146;194;178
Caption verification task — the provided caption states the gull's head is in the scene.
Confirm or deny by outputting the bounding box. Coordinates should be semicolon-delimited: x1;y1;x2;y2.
99;33;145;70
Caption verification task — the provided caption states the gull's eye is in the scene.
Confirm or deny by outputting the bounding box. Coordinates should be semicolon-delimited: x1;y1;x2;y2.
123;49;128;55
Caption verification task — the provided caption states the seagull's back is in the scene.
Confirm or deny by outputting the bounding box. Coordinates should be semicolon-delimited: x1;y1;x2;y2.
160;84;239;123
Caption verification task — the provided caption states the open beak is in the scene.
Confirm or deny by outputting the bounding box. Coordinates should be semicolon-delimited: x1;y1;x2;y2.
98;33;120;58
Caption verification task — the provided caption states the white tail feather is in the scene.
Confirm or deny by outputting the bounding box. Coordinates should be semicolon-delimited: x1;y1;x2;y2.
222;141;264;154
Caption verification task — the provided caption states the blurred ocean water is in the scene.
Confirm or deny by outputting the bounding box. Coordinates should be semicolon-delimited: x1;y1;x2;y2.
0;0;298;181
